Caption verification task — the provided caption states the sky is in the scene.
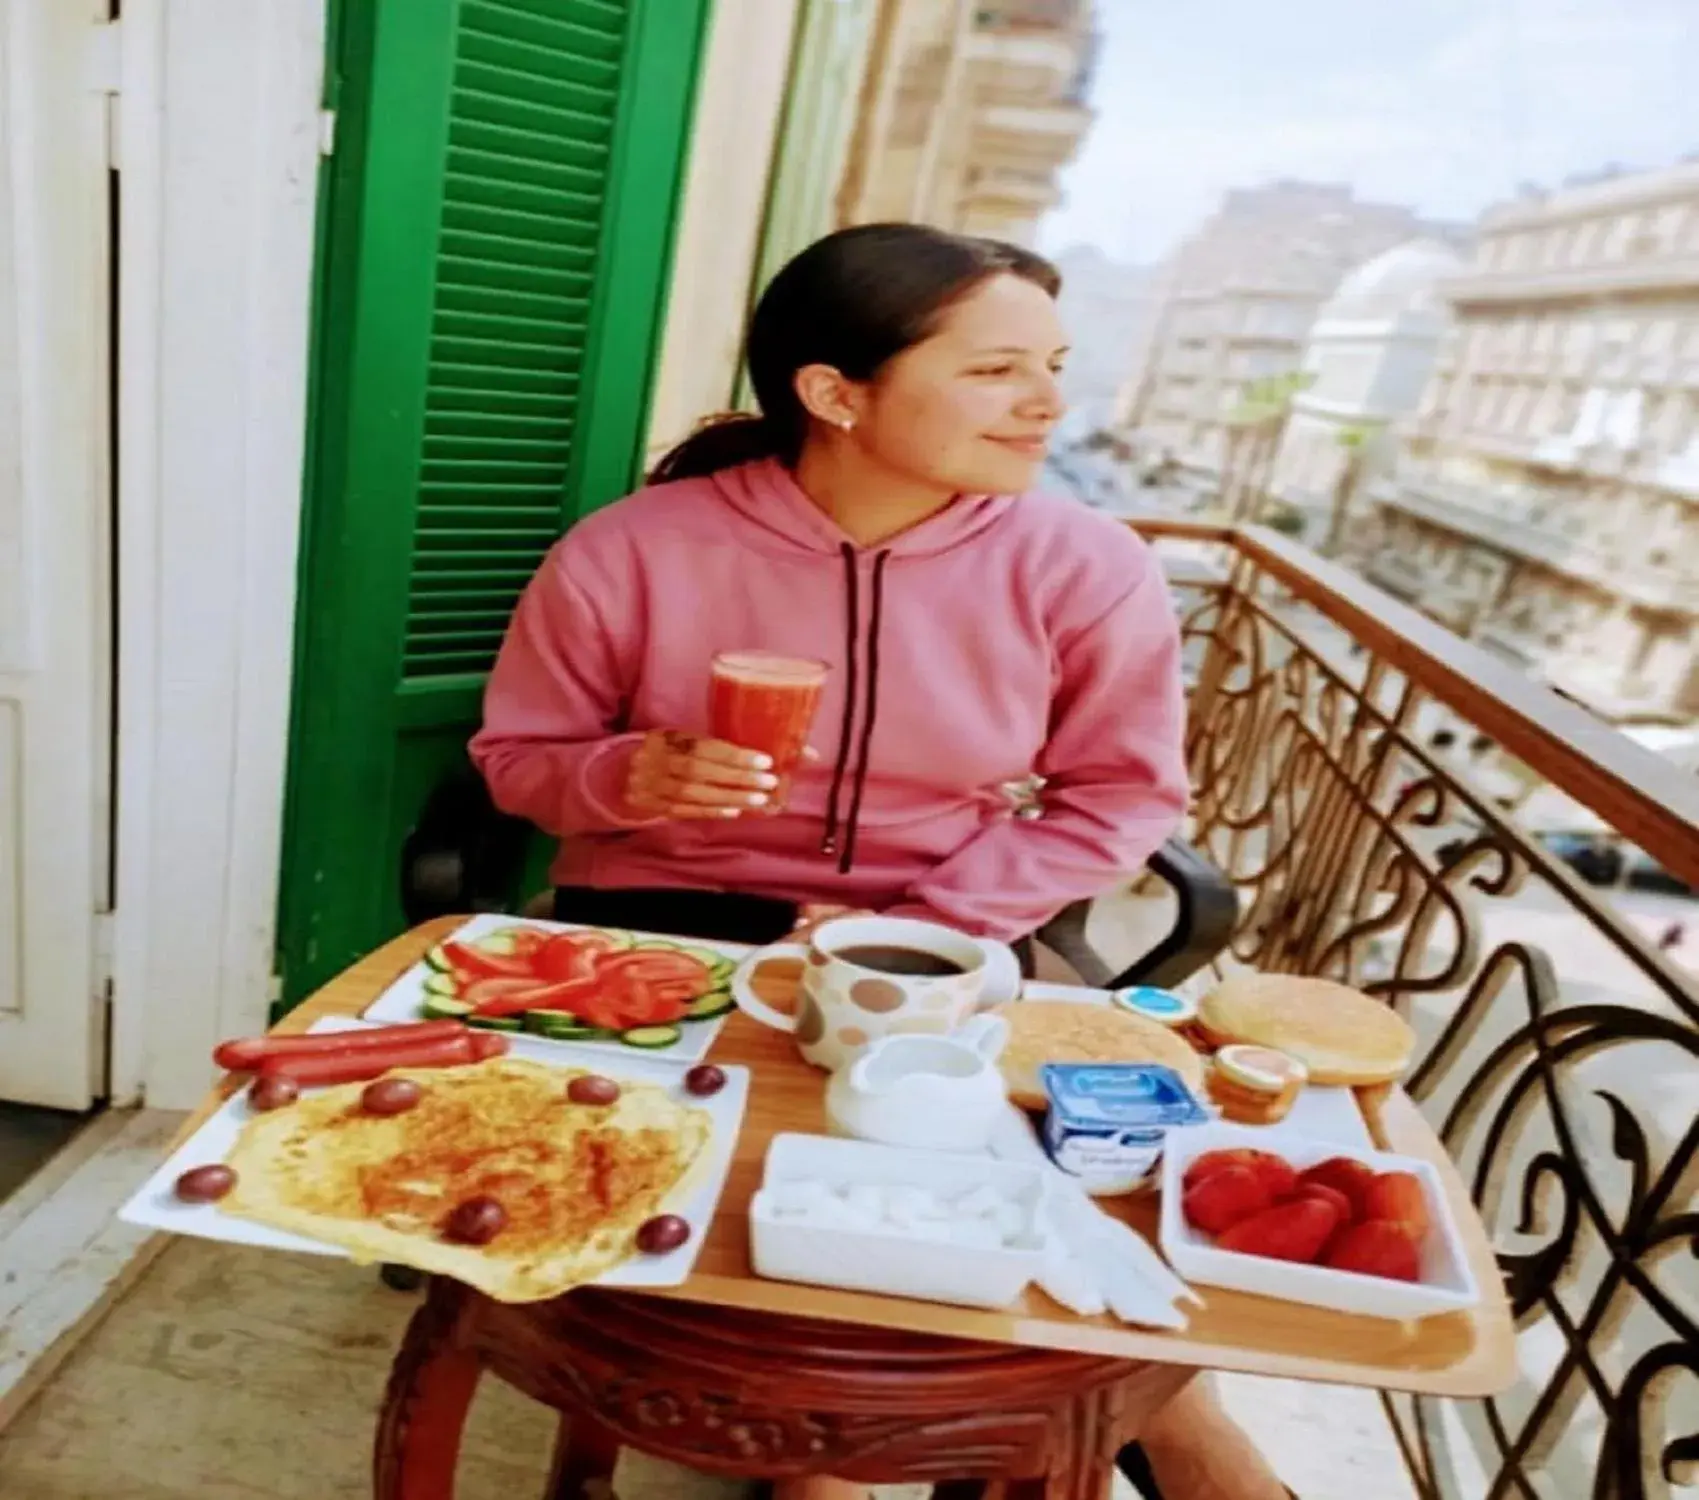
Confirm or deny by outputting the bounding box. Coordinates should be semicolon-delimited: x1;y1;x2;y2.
1039;0;1699;264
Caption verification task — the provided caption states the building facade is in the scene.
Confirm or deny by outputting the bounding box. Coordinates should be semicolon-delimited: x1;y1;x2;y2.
1269;240;1462;548
1119;182;1457;488
840;0;1096;247
1359;162;1699;723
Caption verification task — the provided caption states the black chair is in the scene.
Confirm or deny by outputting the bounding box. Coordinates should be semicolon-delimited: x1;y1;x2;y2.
401;764;1239;992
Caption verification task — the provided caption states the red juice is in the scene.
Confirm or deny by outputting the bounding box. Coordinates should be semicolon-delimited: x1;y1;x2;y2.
709;651;828;775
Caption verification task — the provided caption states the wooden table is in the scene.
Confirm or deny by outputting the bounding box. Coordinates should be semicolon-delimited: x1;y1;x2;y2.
202;919;1516;1500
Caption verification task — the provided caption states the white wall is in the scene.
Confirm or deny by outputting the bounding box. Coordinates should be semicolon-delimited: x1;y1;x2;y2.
111;0;325;1109
644;0;800;462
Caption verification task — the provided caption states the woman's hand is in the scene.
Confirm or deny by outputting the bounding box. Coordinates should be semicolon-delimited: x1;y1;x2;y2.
623;731;780;821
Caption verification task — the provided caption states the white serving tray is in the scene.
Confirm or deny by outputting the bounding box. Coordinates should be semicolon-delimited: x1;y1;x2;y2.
118;1018;749;1290
360;913;750;1064
1158;1121;1481;1322
750;1133;1048;1310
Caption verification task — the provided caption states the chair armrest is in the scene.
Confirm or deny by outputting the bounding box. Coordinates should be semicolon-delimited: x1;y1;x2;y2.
399;765;530;925
1033;837;1238;991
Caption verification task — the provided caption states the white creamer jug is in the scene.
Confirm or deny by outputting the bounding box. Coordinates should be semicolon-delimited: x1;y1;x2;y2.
823;1013;1010;1154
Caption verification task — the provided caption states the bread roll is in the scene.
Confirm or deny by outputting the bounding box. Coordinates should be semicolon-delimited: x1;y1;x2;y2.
1197;973;1414;1086
992;999;1206;1112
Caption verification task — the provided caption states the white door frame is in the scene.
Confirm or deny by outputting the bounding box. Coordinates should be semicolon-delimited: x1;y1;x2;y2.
109;0;326;1111
0;0;110;1108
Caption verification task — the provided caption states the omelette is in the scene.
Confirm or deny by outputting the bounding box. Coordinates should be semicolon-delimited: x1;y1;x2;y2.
222;1058;712;1303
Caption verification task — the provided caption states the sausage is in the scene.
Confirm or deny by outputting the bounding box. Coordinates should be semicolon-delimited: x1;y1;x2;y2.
214;1020;466;1073
256;1031;505;1086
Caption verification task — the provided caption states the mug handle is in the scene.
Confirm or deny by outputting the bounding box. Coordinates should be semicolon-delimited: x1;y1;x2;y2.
730;943;812;1032
975;938;1023;1008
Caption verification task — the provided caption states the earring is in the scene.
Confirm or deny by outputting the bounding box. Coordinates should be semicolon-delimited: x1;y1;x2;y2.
840;418;855;432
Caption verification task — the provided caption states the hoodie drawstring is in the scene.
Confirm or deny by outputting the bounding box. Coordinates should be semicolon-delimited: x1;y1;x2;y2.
820;544;891;874
820;544;859;860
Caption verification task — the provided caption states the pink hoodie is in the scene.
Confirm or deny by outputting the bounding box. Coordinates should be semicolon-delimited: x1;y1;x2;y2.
469;459;1188;941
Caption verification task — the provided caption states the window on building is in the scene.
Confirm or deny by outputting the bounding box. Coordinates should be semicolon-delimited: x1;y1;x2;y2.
1654;203;1687;253
1500;383;1529;434
1602;214;1640;259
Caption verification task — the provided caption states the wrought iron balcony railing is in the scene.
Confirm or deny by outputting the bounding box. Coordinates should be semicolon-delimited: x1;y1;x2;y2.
1127;518;1699;1500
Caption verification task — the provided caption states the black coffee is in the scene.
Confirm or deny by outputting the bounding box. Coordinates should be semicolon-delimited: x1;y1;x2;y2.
833;944;965;977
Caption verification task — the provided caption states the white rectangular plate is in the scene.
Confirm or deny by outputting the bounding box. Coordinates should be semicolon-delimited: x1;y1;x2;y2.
360;914;750;1064
118;1019;749;1290
1158;1121;1481;1321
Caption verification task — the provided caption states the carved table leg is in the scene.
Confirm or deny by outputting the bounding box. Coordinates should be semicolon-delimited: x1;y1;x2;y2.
1005;1367;1167;1500
375;1283;483;1500
544;1412;622;1500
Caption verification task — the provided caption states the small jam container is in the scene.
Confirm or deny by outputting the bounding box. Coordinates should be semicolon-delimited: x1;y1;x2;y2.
1207;1045;1309;1126
1040;1062;1211;1195
1110;985;1199;1030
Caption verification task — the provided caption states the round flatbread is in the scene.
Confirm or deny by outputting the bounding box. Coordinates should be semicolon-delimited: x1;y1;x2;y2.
991;999;1206;1111
1197;973;1415;1086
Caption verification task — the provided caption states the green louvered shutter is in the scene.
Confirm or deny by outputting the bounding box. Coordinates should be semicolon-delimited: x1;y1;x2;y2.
279;0;709;1003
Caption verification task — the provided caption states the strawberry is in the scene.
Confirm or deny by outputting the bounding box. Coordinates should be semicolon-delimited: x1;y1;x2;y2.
1182;1148;1298;1201
1323;1220;1422;1281
1362;1171;1429;1235
1298;1157;1377;1217
1181;1165;1274;1235
1218;1197;1342;1263
1290;1181;1355;1224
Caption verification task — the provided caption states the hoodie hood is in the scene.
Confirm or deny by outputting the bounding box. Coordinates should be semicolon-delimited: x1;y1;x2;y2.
710;457;1017;559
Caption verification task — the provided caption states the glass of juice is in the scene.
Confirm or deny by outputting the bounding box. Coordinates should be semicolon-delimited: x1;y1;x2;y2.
709;651;828;800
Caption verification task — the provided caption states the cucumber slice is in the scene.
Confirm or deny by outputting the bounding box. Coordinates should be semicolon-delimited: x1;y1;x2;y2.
423;944;453;972
520;1008;581;1032
467;1015;522;1033
520;1011;618;1041
683;991;734;1021
521;1010;605;1036
476;927;525;955
543;1023;618;1042
619;1024;683;1050
421;996;474;1021
422;972;461;999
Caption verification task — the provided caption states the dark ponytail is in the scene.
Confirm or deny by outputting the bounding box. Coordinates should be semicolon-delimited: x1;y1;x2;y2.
647;412;778;484
648;223;1060;485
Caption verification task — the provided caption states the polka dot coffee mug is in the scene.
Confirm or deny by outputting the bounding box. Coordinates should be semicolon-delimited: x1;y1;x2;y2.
729;915;1023;1072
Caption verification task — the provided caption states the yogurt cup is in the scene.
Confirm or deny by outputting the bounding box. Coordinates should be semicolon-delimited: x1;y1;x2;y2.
1039;1062;1211;1196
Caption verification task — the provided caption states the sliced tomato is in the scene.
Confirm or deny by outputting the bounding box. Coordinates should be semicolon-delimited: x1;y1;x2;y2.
441;939;539;981
572;981;636;1032
471;973;603;1019
533;931;623;983
600;968;691;1027
599;948;710;987
499;927;550;957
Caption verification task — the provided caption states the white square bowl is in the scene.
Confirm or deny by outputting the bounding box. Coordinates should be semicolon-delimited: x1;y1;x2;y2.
750;1133;1047;1310
1158;1121;1482;1322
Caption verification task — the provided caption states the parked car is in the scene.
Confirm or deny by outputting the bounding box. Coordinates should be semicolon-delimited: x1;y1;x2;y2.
1623;849;1695;898
1536;831;1625;888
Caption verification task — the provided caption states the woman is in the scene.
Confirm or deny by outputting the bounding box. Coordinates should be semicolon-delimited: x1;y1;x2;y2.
472;223;1187;946
471;224;1290;1500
